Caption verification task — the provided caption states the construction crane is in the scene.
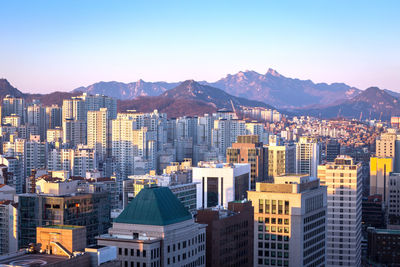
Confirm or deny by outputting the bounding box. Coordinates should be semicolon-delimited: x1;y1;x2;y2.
379;111;383;121
359;111;363;121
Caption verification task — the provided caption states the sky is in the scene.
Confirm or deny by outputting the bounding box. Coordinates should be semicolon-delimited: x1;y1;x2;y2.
0;0;399;93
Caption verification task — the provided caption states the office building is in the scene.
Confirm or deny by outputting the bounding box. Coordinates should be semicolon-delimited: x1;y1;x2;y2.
196;201;254;267
97;186;206;267
226;135;268;189
388;172;400;223
248;174;327;267
325;139;340;162
318;155;362;267
367;227;400;265
18;192;111;247
193;162;250;209
370;157;393;206
362;195;385;229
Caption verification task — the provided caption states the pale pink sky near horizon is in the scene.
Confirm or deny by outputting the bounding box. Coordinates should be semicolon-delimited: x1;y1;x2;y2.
1;0;399;94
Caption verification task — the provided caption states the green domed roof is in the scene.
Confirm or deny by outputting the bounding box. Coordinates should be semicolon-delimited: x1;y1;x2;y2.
115;186;192;226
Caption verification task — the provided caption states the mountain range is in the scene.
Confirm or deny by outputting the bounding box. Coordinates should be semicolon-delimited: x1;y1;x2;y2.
297;87;400;121
118;80;272;117
74;69;366;108
1;67;400;120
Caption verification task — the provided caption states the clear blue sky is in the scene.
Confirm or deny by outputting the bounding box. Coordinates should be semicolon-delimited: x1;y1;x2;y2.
0;0;399;93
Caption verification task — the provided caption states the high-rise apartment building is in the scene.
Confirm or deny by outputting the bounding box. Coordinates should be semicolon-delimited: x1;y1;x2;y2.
78;93;117;120
47;145;97;177
248;174;327;267
112;113;139;180
227;135;268;189
46;104;62;129
296;137;320;177
318;155;362;267
2;95;26;123
62;97;86;122
87;108;110;160
27;103;47;141
0;156;23;194
63;119;86;147
0;200;18;255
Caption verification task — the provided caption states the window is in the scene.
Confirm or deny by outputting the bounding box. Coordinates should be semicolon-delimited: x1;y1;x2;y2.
137;250;140;257
143;250;146;257
125;248;128;256
119;248;122;255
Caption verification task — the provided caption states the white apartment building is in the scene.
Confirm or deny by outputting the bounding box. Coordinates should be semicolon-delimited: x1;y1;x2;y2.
87;108;110;160
296;136;320;177
0;200;18;256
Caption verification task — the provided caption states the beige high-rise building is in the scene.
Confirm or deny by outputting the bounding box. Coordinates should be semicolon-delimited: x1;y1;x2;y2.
318;156;362;267
87;108;110;160
376;132;396;158
248;174;327;267
266;144;296;179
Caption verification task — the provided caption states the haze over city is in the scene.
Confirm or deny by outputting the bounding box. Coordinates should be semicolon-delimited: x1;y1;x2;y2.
1;0;399;93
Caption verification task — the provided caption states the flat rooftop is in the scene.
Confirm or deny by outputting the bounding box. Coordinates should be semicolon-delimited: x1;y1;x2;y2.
98;233;160;242
0;253;70;266
370;228;400;235
41;225;85;230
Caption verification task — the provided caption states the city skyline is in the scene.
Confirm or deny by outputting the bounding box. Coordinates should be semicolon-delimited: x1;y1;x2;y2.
1;0;399;93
